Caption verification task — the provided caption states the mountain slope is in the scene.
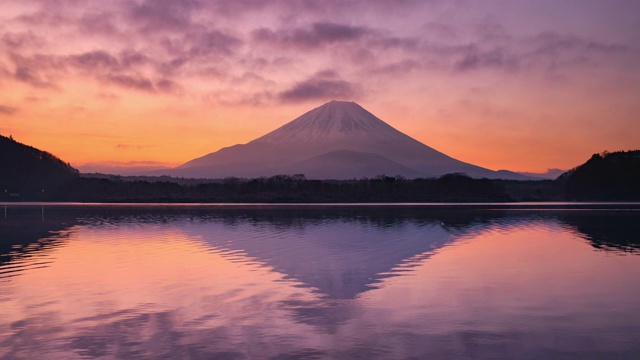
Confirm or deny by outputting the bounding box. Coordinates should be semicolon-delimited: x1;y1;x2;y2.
277;150;424;179
169;101;529;180
0;134;79;196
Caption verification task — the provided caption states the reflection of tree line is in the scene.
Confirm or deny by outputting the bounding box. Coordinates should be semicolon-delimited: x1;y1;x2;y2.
1;206;638;267
559;211;640;253
0;206;78;266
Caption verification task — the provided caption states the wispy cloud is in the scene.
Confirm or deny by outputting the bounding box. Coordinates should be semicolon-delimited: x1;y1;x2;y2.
0;105;18;116
279;70;359;103
0;0;637;106
252;22;371;49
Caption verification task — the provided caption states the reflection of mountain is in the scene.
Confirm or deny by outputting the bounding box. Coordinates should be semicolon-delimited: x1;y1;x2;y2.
193;220;453;299
0;206;499;298
2;205;638;295
178;207;508;299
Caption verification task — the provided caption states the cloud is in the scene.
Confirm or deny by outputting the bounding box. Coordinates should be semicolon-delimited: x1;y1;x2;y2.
68;50;119;72
1;0;635;105
1;31;46;50
454;46;518;72
7;46;187;94
279;70;359;103
252;22;371;49
370;59;421;75
526;31;627;57
103;74;155;92
14;65;55;87
474;17;511;42
76;160;175;175
0;105;18;116
185;30;243;57
129;0;202;33
116;144;156;150
79;160;169;167
9;53;61;88
424;22;458;40
15;10;69;28
155;78;184;94
78;12;118;34
119;49;150;69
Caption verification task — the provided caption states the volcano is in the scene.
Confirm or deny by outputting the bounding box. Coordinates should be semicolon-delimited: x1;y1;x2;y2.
164;101;527;179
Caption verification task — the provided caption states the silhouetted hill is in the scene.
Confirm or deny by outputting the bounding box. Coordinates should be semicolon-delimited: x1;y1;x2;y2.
560;150;640;200
0;134;79;199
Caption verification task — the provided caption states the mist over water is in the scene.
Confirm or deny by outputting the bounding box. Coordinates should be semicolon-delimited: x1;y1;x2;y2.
1;205;639;359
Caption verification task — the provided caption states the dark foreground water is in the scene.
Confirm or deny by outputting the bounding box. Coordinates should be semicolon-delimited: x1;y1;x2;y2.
1;204;639;359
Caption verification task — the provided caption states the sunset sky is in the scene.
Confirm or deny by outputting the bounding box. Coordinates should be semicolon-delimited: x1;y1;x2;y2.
1;0;639;174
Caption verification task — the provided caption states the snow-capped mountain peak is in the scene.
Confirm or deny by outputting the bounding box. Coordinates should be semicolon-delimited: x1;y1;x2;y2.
255;100;404;143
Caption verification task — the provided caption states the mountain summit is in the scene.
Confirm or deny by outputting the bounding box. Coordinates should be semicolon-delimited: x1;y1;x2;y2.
166;101;527;180
257;100;406;143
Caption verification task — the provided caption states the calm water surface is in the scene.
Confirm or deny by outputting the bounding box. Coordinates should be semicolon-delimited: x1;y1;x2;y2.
1;204;639;359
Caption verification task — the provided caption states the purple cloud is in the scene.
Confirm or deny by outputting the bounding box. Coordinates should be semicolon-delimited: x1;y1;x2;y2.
474;17;511;42
279;71;358;103
1;0;636;105
252;22;370;49
454;46;518;72
119;49;150;69
0;105;18;116
129;0;202;33
1;32;45;50
155;78;183;94
7;52;61;87
103;74;154;92
527;31;626;57
68;50;119;71
186;30;243;57
77;12;119;35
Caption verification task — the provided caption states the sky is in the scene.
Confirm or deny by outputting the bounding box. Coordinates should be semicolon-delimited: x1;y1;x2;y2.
1;0;639;174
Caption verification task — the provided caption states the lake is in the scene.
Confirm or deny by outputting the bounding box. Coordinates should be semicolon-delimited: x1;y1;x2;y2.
1;204;639;359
